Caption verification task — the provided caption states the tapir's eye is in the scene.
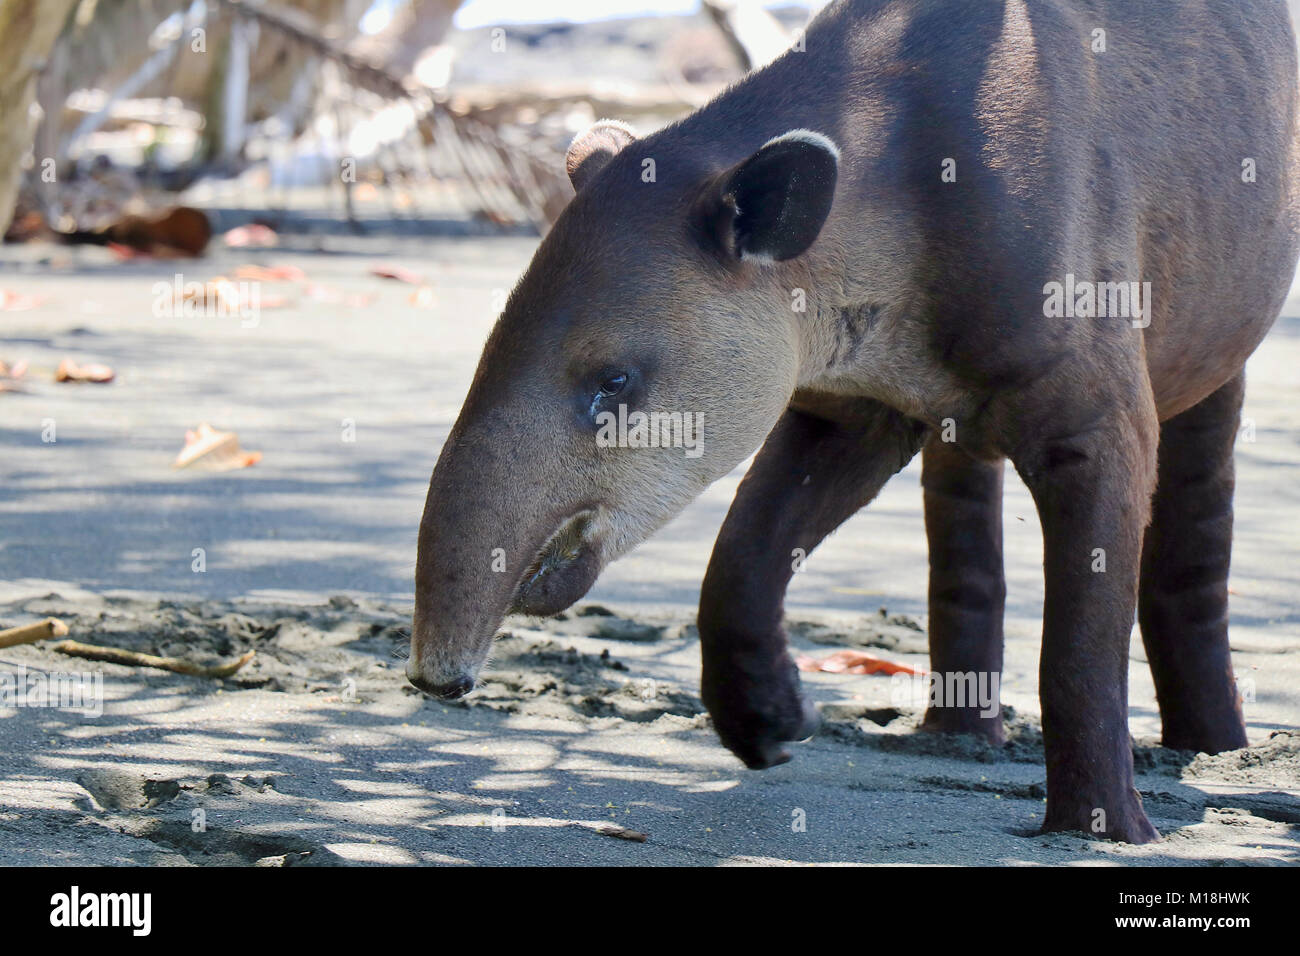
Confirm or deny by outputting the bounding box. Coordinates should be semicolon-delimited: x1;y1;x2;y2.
586;369;637;419
598;373;628;397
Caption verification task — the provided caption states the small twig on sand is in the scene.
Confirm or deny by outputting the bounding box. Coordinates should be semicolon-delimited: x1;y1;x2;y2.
53;641;255;679
0;617;69;649
0;618;253;679
575;822;648;843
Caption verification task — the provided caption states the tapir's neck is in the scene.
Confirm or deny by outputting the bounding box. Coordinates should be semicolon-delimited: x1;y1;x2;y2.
656;0;961;424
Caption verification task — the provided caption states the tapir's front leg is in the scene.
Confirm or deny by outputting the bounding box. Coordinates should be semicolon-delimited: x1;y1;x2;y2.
920;437;1007;742
699;398;927;769
1013;405;1160;843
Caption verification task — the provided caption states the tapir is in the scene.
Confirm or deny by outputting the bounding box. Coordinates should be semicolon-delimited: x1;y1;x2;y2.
410;0;1300;843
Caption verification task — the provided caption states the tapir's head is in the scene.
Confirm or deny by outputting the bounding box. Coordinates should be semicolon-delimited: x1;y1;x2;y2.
408;120;840;698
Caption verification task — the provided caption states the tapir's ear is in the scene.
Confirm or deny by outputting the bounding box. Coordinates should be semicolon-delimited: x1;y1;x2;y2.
566;119;637;192
710;129;839;264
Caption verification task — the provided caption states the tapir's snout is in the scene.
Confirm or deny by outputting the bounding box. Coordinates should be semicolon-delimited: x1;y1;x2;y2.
406;669;474;701
410;401;611;699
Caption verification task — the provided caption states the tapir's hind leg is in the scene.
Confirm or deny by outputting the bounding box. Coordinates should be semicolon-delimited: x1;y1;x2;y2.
698;400;927;769
1139;373;1249;754
919;437;1007;743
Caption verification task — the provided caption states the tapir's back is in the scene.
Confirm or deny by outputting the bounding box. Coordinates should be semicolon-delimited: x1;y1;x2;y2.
632;0;1300;417
804;0;1300;418
1050;0;1300;414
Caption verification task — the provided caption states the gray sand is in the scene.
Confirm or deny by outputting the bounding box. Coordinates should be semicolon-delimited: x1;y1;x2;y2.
0;236;1297;864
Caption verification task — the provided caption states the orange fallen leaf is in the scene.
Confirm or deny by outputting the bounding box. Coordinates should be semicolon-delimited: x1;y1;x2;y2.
409;285;437;308
183;277;290;312
184;276;233;307
173;423;262;471
0;359;28;379
795;650;925;677
106;241;191;261
55;359;115;384
234;263;307;282
184;277;242;311
106;242;145;260
371;264;425;285
0;289;42;311
0;358;26;393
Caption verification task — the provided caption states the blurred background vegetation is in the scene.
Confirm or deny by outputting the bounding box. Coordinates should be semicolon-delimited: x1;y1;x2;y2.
1;0;820;246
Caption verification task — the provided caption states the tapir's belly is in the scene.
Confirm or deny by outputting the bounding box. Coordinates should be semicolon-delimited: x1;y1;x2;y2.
1145;318;1277;423
1140;221;1299;421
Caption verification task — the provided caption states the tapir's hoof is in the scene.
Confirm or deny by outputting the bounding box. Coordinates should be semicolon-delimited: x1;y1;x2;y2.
1041;795;1160;844
729;699;820;770
918;708;1006;744
704;676;820;771
1040;818;1160;845
737;700;821;770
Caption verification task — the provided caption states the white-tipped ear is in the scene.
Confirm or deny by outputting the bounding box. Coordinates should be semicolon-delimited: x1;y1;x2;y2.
714;128;840;264
762;128;841;162
565;119;637;192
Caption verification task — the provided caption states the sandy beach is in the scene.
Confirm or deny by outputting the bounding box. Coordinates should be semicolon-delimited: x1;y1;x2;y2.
1;235;1297;865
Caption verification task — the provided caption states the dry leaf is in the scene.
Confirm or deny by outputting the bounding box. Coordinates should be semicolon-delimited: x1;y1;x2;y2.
371;264;425;285
1;358;29;392
0;289;42;311
183;276;236;308
184;277;290;312
795;650;925;677
409;285;437;308
55;359;115;384
107;241;191;261
173;423;262;471
234;263;307;282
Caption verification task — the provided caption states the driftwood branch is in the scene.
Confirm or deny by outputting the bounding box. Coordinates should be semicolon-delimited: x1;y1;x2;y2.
54;641;256;679
220;0;421;104
0;617;69;649
220;0;559;228
0;615;254;678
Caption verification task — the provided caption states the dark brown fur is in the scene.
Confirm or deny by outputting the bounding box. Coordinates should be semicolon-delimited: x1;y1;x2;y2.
412;0;1300;844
